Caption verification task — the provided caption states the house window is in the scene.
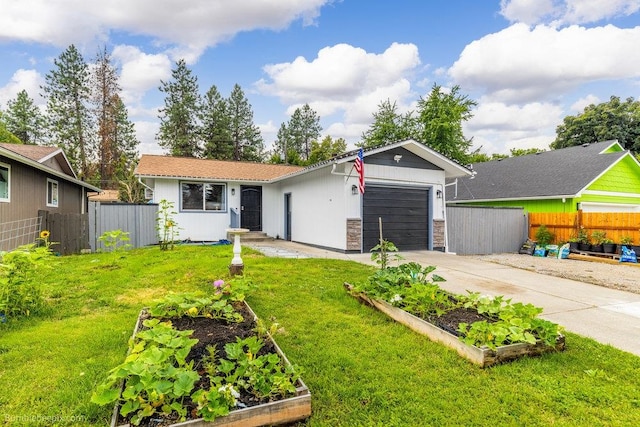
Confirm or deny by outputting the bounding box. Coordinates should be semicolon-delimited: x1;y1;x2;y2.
181;182;226;211
0;163;9;202
47;178;59;207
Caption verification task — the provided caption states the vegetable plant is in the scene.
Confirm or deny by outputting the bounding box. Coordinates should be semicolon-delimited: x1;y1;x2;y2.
156;199;179;251
351;247;562;351
91;319;200;425
0;231;55;319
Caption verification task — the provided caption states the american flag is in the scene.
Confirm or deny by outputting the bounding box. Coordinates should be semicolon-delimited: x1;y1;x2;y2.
354;148;365;194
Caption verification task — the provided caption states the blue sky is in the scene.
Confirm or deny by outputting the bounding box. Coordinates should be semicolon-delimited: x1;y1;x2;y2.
1;0;639;158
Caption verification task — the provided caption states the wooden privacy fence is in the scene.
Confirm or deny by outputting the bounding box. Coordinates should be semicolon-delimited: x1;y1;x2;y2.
529;211;640;244
39;210;90;255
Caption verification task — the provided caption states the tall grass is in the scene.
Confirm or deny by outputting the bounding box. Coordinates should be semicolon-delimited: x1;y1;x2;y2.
0;245;639;426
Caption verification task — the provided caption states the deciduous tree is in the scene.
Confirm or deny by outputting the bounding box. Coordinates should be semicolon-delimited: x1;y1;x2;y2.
360;99;415;148
415;84;477;164
551;96;640;153
308;135;347;164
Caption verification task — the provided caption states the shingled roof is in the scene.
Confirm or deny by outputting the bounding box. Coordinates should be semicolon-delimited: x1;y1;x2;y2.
135;155;304;181
0;142;99;191
0;143;60;162
447;140;630;201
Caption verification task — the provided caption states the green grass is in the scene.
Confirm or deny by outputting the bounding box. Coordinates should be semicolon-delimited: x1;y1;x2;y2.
1;245;639;426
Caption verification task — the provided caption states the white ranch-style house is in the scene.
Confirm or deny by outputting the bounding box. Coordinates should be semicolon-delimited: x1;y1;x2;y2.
135;140;473;253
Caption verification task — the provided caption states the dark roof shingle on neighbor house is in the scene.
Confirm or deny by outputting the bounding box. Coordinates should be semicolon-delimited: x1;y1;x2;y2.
447;140;629;201
135;155;304;182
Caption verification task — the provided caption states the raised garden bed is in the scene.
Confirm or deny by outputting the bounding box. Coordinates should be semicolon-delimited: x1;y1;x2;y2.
95;296;311;427
346;284;565;368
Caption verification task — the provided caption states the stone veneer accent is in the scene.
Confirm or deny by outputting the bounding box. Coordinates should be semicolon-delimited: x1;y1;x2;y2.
433;219;445;249
346;218;362;251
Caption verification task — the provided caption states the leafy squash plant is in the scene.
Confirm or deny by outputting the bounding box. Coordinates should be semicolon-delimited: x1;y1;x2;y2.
350;244;562;351
92;280;301;425
91;319;200;425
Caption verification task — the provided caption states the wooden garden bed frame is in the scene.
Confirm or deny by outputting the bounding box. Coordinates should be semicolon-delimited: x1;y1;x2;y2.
111;302;311;427
346;284;565;368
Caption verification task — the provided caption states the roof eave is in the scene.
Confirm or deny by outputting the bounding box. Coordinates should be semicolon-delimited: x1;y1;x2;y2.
0;146;100;192
448;194;579;203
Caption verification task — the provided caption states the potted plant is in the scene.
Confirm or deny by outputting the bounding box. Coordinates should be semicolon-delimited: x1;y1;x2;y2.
534;225;554;255
601;237;616;254
619;235;634;254
567;236;581;253
577;228;591;252
590;230;606;253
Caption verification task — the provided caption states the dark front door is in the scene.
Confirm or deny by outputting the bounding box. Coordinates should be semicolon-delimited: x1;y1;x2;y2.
284;193;292;241
241;186;262;231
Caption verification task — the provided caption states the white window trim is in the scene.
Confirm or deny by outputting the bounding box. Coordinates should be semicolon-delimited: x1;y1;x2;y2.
180;181;227;212
0;162;9;203
47;178;59;207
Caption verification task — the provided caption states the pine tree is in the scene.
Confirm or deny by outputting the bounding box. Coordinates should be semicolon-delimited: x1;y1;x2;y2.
227;84;263;161
201;85;233;159
41;44;94;179
4;90;45;144
287;104;322;160
91;47;121;188
157;59;202;157
112;95;140;180
271;122;294;164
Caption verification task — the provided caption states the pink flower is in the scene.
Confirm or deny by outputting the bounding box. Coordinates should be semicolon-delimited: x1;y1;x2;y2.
213;280;225;288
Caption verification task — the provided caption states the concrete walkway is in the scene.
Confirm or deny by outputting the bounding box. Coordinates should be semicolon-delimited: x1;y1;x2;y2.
248;240;640;357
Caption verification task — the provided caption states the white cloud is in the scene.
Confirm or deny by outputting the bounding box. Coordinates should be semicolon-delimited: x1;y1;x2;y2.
112;45;172;108
0;69;44;108
449;23;640;103
134;120;163;155
500;0;557;25
0;0;331;55
570;94;600;112
562;0;640;25
468;100;563;131
464;100;564;155
500;0;640;25
256;42;420;144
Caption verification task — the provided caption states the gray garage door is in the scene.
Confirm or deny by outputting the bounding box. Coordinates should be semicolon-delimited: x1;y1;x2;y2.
363;186;430;251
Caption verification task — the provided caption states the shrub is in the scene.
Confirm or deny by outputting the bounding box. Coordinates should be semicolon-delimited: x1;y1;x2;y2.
534;225;554;246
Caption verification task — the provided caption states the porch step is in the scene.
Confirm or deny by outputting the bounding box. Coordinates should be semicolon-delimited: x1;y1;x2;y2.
227;231;274;243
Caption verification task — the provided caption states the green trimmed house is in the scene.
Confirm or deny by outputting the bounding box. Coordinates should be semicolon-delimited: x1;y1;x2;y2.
446;140;640;212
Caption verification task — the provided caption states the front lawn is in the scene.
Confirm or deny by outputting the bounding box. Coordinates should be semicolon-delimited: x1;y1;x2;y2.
1;245;639;426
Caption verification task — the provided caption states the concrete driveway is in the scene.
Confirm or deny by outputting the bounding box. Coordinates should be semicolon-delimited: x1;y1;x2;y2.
248;241;640;357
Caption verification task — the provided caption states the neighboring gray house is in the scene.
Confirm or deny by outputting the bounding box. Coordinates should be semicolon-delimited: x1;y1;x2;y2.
0;143;100;251
446;140;640;213
136;139;473;252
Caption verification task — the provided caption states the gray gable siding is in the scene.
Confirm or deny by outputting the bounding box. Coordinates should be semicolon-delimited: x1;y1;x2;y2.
366;147;442;170
0;156;84;224
448;141;627;201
